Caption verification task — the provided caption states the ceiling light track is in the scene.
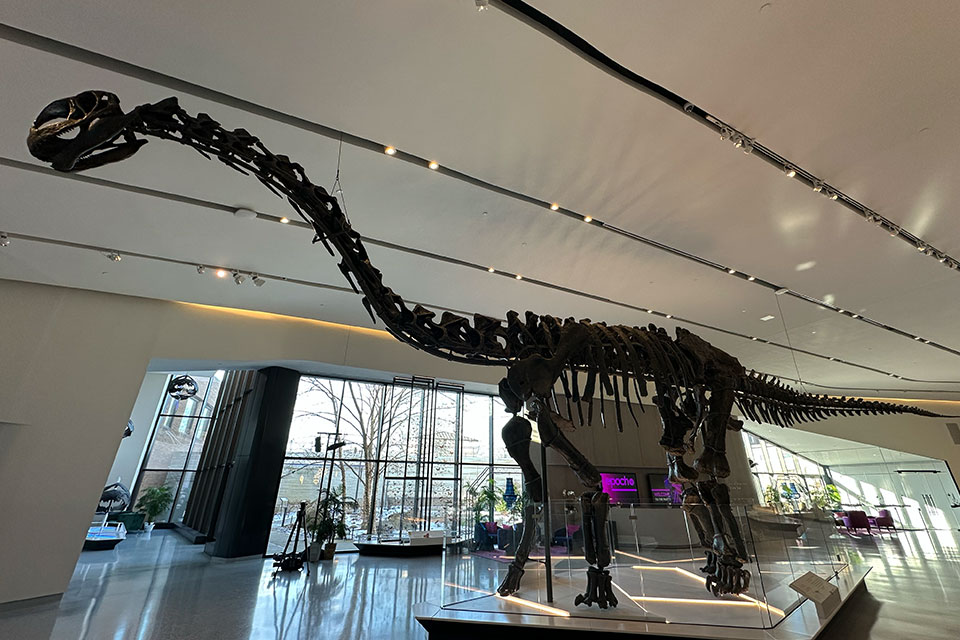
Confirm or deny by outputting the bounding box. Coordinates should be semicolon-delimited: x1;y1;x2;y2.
3;155;955;360
485;0;960;273
4;228;958;387
0;26;951;355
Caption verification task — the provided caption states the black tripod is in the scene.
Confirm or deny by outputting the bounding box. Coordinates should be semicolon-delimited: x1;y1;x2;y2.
273;501;310;575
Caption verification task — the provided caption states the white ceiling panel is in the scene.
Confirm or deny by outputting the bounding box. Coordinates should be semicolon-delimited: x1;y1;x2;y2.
2;1;960;398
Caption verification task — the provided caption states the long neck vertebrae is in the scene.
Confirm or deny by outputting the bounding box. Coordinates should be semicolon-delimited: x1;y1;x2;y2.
132;97;528;365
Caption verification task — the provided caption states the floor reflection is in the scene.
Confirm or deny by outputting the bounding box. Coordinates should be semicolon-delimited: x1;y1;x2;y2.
0;528;958;639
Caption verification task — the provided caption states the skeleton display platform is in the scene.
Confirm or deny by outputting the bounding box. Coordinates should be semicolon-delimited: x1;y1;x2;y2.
355;533;458;557
417;558;869;639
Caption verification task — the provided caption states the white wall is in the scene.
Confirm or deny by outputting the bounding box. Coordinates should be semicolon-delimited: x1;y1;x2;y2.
104;372;168;491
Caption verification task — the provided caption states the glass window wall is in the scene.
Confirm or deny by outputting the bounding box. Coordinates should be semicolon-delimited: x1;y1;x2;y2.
133;371;224;524
268;376;518;554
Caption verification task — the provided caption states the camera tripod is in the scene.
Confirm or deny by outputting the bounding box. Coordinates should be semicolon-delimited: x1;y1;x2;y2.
272;500;310;575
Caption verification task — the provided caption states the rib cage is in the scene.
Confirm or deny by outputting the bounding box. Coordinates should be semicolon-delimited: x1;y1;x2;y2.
124;97;953;431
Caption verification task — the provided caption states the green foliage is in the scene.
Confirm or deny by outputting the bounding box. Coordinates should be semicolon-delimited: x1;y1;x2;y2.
824;484;841;508
466;483;504;523
307;488;357;544
762;483;782;509
135;485;174;523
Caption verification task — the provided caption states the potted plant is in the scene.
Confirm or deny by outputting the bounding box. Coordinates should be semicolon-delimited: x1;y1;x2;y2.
135;485;174;532
307;489;356;560
762;484;783;513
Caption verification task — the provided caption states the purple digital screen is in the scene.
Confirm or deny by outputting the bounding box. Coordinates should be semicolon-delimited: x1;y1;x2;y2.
600;472;640;505
647;473;683;505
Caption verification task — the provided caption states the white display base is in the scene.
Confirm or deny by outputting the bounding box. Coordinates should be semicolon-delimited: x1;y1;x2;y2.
416;563;871;639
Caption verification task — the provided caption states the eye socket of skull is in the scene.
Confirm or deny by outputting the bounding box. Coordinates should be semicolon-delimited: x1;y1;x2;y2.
75;91;100;114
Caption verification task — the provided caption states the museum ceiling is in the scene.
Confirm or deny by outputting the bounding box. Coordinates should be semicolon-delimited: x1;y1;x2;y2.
2;1;960;397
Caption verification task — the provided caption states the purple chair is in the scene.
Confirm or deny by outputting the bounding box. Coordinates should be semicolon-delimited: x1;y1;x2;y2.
869;509;896;533
842;510;872;535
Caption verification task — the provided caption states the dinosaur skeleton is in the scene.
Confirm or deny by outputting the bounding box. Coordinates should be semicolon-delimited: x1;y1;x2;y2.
27;91;954;607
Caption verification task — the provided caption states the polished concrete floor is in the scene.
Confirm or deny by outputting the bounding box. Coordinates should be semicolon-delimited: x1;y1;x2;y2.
0;529;958;639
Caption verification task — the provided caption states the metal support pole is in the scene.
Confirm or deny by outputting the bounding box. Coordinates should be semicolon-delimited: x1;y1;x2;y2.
539;442;553;603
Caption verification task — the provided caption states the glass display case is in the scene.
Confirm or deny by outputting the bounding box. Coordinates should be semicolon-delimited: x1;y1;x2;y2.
438;500;847;629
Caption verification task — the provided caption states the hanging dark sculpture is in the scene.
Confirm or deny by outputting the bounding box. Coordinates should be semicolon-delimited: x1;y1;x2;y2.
167;374;198;400
27;91;956;608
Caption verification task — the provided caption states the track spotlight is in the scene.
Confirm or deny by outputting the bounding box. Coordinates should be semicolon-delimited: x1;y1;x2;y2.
487;267;495;273
233;272;245;285
747;276;756;281
917;244;926;252
812;181;823;193
279;217;290;224
105;251;122;262
0;232;9;247
428;161;439;170
550;203;560;211
515;274;523;280
216;269;228;278
583;215;593;223
196;265;205;274
784;166;796;178
475;0;489;10
252;274;266;287
728;268;737;275
384;146;397;156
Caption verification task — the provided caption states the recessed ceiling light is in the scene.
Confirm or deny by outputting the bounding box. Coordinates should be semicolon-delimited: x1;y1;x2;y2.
851;314;860;319
760;315;775;322
914;336;921;340
665;314;672;319
280;217;290;224
487;267;495;273
747;276;756;281
728;269;737;275
646;309;653;314
384;146;397;155
751;337;757;341
923;340;930;344
583;215;593;223
216;269;228;278
550;203;559;211
428;161;439;170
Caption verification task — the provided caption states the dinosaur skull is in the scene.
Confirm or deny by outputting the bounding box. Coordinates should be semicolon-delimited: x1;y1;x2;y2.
27;91;146;171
